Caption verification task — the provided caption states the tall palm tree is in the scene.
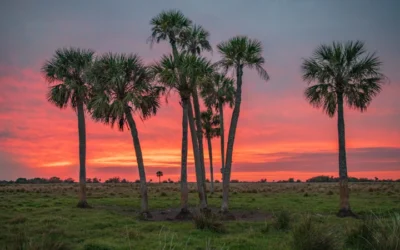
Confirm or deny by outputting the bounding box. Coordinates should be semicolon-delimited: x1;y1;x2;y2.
302;41;385;217
152;53;211;210
201;109;220;193
179;24;213;196
88;53;163;218
156;171;163;183
42;47;94;208
149;10;193;215
217;36;269;214
201;73;235;179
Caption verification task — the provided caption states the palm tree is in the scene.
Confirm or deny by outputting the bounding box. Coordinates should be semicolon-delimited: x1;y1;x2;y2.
201;73;235;179
149;10;193;216
152;53;211;211
201;109;220;193
302;41;385;217
217;36;269;214
88;53;163;218
42;47;94;208
156;171;163;183
179;24;213;197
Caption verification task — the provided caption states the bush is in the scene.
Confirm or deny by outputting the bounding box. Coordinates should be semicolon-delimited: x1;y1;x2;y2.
193;212;226;233
84;243;113;250
272;210;291;231
215;180;220;183
8;215;27;224
346;213;400;250
291;216;339;250
105;177;120;183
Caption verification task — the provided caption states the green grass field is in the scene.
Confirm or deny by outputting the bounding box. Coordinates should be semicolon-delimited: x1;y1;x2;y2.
1;182;399;250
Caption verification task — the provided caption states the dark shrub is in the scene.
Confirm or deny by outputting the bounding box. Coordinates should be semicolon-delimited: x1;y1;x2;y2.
193;212;226;233
292;216;339;250
272;210;291;231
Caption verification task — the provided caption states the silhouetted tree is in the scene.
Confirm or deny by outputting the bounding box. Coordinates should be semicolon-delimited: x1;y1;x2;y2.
156;171;163;183
42;48;94;208
302;41;385;217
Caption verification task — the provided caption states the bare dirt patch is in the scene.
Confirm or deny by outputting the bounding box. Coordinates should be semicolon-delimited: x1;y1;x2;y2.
95;205;272;222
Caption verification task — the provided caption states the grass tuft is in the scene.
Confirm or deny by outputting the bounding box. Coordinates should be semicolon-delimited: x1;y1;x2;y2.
272;210;291;231
291;215;339;250
346;212;400;250
8;215;27;224
193;212;226;233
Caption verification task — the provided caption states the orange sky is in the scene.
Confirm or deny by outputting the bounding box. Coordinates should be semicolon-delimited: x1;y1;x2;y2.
0;1;399;181
0;66;399;181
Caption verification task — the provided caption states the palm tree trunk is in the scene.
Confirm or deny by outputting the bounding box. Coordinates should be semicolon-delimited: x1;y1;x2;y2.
76;100;89;208
218;101;225;182
221;65;243;214
170;40;179;62
207;136;214;194
158;176;161;184
180;97;189;213
125;109;151;218
192;89;207;194
188;100;207;209
337;93;353;217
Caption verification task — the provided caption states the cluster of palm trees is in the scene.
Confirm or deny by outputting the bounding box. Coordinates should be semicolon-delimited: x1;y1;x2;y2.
42;10;385;218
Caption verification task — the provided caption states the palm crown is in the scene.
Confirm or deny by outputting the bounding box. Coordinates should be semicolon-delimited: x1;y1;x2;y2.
42;48;94;109
201;109;220;140
302;41;385;117
201;73;235;110
217;36;269;81
152;53;213;98
179;24;212;55
88;53;163;130
149;9;192;46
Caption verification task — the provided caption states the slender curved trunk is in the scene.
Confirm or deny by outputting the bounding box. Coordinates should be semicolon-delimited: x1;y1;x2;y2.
221;65;243;213
76;100;89;208
337;92;352;217
180;97;189;212
125;109;150;217
188;100;207;209
218;101;225;182
192;89;207;194
207;136;214;194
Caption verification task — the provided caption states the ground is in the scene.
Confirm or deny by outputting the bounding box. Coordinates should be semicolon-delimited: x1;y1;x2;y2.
0;182;399;249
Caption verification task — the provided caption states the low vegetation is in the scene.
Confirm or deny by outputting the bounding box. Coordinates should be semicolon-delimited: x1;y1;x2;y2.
1;182;399;249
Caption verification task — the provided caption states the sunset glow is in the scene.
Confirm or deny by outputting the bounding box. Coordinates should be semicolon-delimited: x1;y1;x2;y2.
0;1;399;182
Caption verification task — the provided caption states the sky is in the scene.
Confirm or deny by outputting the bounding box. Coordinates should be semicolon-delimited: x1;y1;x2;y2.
0;0;399;182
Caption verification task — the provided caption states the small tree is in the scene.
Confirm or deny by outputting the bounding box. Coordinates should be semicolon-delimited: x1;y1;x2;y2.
64;178;75;183
156;171;164;183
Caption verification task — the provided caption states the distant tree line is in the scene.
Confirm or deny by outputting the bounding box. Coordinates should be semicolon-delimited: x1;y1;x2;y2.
305;175;400;183
1;175;399;185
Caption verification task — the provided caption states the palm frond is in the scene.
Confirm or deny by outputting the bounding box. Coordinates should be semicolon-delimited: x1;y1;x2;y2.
88;52;162;129
42;47;94;109
302;40;386;116
217;36;269;82
179;24;212;55
148;9;192;46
